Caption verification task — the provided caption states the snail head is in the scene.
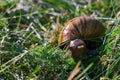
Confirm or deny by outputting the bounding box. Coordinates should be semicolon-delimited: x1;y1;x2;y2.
69;39;87;58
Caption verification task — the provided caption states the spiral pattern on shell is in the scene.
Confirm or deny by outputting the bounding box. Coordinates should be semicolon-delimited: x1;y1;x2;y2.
58;16;106;49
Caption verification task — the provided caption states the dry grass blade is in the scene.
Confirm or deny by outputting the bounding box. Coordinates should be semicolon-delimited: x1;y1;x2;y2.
0;50;28;73
67;61;81;80
74;63;94;80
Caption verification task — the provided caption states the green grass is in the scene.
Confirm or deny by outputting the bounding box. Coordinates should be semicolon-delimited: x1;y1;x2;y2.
0;0;120;80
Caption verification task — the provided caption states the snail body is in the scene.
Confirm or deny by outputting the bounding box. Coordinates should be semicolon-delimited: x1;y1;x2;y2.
58;16;106;58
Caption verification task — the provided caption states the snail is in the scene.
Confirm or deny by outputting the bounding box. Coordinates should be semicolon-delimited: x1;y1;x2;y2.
58;16;106;58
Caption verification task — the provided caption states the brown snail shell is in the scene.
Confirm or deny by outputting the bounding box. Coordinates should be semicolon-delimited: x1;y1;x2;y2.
58;16;106;58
